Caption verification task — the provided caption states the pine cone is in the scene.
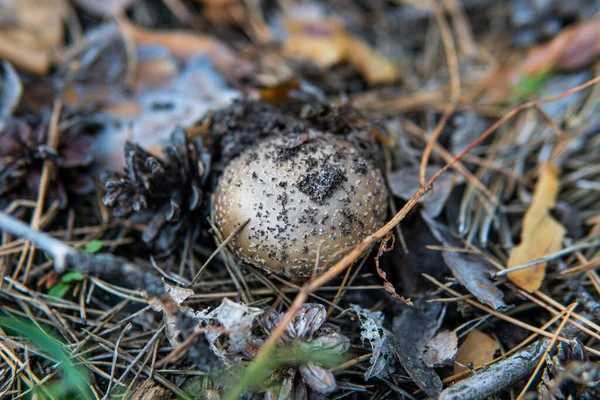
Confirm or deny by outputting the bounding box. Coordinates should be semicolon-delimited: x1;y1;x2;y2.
102;128;208;252
0;117;94;208
264;303;350;398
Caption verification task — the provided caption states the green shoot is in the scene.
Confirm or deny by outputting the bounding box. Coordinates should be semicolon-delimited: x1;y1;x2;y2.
223;341;346;399
0;314;92;399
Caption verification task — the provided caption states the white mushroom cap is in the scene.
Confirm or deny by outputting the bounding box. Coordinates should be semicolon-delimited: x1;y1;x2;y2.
212;132;388;277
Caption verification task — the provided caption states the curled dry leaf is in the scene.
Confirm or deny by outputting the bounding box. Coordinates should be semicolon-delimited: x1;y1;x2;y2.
375;233;412;305
454;329;500;375
422;212;506;310
422;330;458;368
145;282;196;346
507;163;566;292
0;0;66;75
284;18;400;85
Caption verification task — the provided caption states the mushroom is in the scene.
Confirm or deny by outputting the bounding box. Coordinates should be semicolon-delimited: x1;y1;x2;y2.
212;132;388;277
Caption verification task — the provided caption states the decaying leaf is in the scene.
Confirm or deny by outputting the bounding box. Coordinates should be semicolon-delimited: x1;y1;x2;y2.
422;330;458;368
203;298;263;356
351;305;394;380
454;329;500;375
422;212;507;310
507;163;566;292
0;0;66;75
391;299;443;397
284;18;400;85
389;166;455;218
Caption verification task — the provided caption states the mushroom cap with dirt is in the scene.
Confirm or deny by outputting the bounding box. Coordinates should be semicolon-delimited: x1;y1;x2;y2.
212;132;388;278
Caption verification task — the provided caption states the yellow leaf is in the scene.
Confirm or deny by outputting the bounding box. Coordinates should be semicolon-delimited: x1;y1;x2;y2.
507;163;566;292
345;37;401;85
283;18;400;85
284;20;348;68
454;329;499;375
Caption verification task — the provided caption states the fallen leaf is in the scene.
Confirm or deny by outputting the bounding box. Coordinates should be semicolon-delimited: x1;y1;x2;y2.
0;0;66;75
485;19;600;104
523;19;600;77
389;166;455;218
422;212;507;310
507;163;566;292
422;330;458;368
391;299;443;397
146;282;197;346
454;329;500;375
284;18;400;85
203;298;263;356
345;37;401;86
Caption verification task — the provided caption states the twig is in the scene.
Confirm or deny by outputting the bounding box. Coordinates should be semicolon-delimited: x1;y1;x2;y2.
438;339;548;400
493;239;600;277
0;212;73;273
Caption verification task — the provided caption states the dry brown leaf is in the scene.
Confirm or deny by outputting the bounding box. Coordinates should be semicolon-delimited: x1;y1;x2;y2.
375;234;412;305
285;20;347;68
485;19;600;104
507;163;566;292
345;37;401;85
0;0;66;75
454;329;500;375
523;19;600;77
284;18;400;85
145;283;197;347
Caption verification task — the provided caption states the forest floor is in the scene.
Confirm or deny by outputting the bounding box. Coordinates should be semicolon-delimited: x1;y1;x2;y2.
0;1;599;399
